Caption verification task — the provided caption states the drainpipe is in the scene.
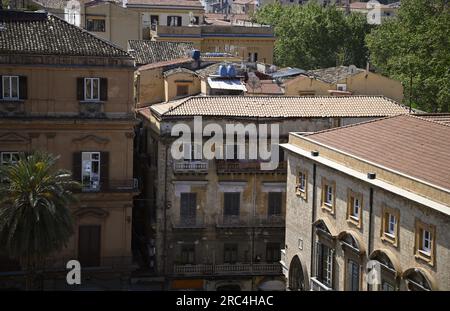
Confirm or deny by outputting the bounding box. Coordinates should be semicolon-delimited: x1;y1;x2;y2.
368;187;374;256
309;163;317;280
162;141;169;289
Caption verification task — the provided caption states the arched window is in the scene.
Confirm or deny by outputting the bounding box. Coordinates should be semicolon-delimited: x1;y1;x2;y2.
369;249;401;291
338;231;365;291
403;268;433;291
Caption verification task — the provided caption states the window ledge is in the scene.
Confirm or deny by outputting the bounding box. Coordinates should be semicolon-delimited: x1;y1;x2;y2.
381;233;397;247
321;203;334;214
346;217;361;228
414;252;434;266
79;100;104;104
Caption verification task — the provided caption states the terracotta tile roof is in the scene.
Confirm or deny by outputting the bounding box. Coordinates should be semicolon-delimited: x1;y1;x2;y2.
147;95;410;118
127;0;204;8
307;66;365;84
128;40;193;65
415;113;450;125
304;115;450;191
0;11;130;58
137;57;193;71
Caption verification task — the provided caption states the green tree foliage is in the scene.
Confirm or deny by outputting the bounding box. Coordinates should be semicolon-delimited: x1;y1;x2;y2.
254;2;373;69
366;0;450;112
0;152;79;289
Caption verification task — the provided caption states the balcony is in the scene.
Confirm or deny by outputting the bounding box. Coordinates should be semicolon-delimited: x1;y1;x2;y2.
0;100;25;116
310;277;333;291
173;263;282;276
43;256;135;272
79;101;105;118
172;215;206;229
216;160;287;174
217;215;249;228
253;215;285;227
80;179;139;193
173;160;209;174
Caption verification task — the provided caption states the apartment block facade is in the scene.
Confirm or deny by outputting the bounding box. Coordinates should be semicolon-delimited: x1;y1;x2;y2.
0;11;137;289
135;95;411;290
281;115;450;291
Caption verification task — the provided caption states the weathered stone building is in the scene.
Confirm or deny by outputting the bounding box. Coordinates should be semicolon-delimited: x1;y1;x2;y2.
281;114;450;291
135;95;411;290
0;10;137;289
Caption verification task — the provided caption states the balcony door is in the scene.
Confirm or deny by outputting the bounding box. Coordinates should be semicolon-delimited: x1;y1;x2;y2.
180;192;197;226
78;225;101;267
224;192;240;224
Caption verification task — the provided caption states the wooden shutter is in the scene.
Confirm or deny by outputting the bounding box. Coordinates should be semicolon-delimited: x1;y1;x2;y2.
315;242;321;278
100;78;108;101
72;152;82;182
78;225;101;267
19;76;27;100
180;193;197;218
100;152;109;190
76;78;84;100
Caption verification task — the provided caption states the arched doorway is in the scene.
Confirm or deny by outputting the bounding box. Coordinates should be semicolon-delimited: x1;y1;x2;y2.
288;255;308;291
369;249;401;291
403;268;436;291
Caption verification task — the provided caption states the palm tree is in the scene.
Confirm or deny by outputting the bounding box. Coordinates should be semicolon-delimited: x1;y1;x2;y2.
0;152;79;290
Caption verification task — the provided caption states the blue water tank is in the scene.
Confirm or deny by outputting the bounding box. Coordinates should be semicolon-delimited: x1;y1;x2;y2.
226;65;236;77
191;49;200;60
218;65;227;77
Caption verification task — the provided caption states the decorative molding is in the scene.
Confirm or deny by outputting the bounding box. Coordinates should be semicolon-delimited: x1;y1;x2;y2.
73;207;109;219
218;181;247;192
0;132;31;144
72;134;110;145
261;182;286;192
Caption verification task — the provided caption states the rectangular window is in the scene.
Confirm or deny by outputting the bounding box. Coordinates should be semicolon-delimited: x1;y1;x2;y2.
296;169;308;200
415;219;435;265
224;192;240;216
321;178;335;213
86;19;105;32
347;190;363;228
150;15;159;30
266;243;281;263
167;16;182;26
176;84;189;97
81;152;100;191
422;229;432;254
181;244;195;264
1;152;19;166
180;192;197;226
2;76;19;100
268;192;282;216
316;242;333;288
325;185;333;205
84;78;100;101
224;243;238;264
387;213;396;235
381;206;399;246
347;259;360;291
248;52;258;62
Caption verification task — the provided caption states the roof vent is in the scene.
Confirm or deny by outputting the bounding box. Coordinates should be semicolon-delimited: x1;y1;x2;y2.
311;150;319;157
367;172;376;180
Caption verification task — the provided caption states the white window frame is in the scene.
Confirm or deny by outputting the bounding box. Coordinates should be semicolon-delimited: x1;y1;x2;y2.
325;184;333;206
350;197;360;220
84;77;100;101
2;75;19;100
81;151;101;191
387;213;396;236
421;229;432;255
